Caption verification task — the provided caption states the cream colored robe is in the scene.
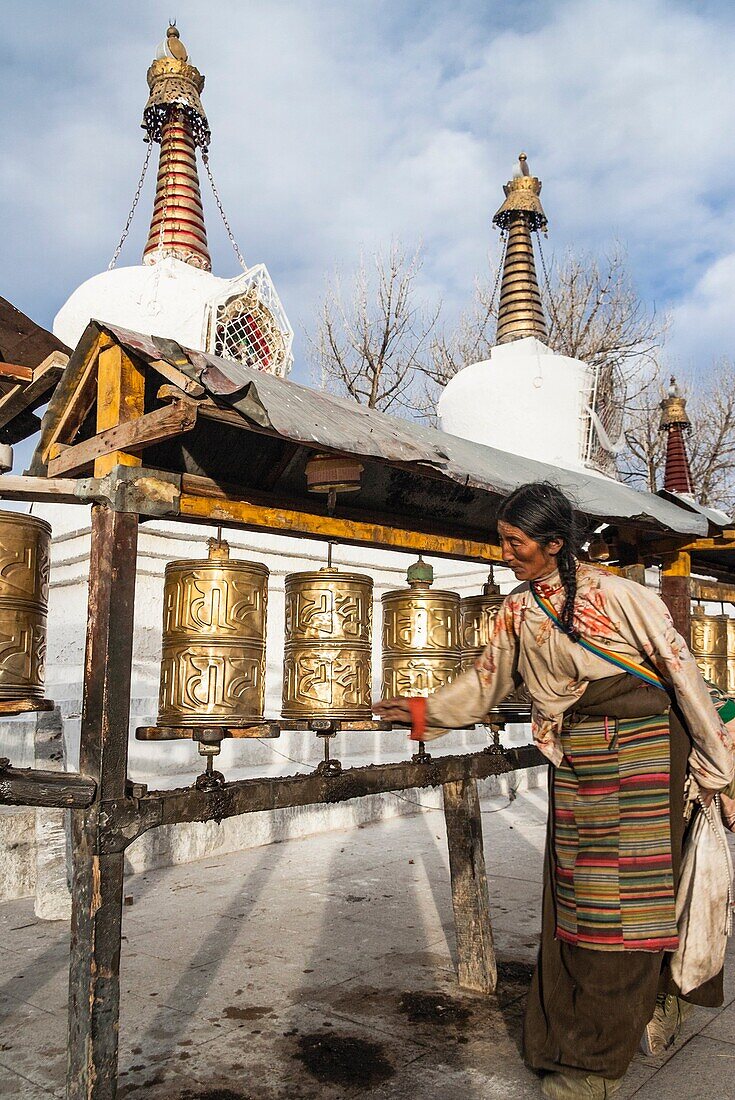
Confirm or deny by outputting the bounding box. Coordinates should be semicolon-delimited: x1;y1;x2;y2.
425;563;735;791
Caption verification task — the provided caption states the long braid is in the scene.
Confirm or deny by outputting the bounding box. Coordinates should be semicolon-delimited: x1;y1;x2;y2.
556;545;580;643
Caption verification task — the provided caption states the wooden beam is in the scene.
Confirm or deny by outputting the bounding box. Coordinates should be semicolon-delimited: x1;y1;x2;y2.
0;474;88;504
94;345;146;478
443;777;497;993
39;333;111;467
661;550;691;637
178;486;503;563
101;744;544;850
147;358;205;398
0;764;96;809
0;350;68;431
680;537;735;553
48;398;197;478
0;361;33;384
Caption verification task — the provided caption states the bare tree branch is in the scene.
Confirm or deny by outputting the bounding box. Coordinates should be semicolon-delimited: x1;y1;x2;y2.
308;242;440;418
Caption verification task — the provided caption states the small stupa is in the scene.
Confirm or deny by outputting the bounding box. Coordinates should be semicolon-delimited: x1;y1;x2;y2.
659;378;695;496
54;23;293;377
438;154;602;474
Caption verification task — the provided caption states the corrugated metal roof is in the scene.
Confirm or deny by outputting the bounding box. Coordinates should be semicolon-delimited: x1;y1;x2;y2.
37;321;712;537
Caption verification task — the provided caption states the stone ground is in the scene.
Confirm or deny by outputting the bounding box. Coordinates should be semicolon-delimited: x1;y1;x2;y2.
1;787;734;1099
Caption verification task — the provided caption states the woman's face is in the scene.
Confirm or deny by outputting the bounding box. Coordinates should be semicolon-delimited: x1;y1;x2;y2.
497;520;563;582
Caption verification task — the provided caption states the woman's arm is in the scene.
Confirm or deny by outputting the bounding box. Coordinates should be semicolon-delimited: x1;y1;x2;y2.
421;597;519;737
608;579;735;790
375;595;519;737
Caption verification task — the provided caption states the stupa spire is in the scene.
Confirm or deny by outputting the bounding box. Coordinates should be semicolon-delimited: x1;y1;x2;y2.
492;153;548;345
141;23;211;271
659;377;695;495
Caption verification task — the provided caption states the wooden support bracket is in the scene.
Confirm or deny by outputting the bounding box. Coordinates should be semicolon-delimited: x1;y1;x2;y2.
48;397;198;477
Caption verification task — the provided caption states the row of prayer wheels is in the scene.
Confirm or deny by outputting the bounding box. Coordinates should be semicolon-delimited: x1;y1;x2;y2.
3;505;735;721
155;541;505;727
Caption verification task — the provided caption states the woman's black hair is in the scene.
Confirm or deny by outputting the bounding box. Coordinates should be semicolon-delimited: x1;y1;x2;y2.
497;481;581;642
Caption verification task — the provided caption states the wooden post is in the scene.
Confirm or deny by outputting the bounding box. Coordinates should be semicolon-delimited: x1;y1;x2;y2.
94;345;146;478
442;777;497;993
661;549;691;639
67;505;138;1100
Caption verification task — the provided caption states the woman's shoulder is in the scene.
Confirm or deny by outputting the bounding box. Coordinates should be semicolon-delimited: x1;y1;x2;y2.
576;562;664;610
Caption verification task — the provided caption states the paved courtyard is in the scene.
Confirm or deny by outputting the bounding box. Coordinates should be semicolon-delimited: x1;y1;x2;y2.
0;786;734;1098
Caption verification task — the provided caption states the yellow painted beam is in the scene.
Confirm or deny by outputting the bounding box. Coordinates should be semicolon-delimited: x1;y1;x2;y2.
680;537;735;553
178;491;503;563
662;550;691;577
94;345;146;478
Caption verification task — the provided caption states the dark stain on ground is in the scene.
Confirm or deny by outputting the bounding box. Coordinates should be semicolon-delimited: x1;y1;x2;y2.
398;991;471;1026
294;1031;394;1088
222;1005;272;1020
497;960;535;985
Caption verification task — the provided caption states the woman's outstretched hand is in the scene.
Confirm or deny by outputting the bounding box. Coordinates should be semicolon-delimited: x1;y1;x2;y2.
374;696;413;724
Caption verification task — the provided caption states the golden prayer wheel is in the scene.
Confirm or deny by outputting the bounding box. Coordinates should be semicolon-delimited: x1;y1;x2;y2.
727;618;735;698
0;512;51;701
382;557;461;698
282;567;373;719
460;571;504;672
690;606;728;693
157;539;268;726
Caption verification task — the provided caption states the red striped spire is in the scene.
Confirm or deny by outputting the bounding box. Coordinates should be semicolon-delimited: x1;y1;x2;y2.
141;25;211;271
659;378;695;495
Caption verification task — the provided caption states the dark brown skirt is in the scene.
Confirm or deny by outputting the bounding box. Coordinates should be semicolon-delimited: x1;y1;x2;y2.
522;678;723;1080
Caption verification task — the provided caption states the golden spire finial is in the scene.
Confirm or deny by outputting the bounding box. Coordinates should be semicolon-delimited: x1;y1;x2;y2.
659;377;691;431
166;22;189;62
491;154;548;345
141;23;211;270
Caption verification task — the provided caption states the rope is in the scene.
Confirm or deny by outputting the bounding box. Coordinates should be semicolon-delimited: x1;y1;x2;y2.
202;151;248;270
108;141;153;269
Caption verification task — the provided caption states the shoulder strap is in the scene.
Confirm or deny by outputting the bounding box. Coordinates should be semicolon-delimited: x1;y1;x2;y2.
530;583;666;690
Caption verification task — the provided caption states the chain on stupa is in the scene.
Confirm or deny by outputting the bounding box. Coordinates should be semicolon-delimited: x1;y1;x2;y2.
492;153;549;345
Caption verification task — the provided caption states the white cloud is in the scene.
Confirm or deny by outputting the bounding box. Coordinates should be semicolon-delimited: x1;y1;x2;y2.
3;0;735;386
667;252;735;372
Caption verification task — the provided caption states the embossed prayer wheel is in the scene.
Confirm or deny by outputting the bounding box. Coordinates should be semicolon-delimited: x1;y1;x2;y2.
0;512;50;701
282;567;373;719
158;539;268;726
460;571;504;672
727;618;735;697
382;557;461;698
690;606;728;693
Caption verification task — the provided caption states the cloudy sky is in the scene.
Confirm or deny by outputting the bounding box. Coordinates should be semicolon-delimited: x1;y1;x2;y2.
3;0;735;391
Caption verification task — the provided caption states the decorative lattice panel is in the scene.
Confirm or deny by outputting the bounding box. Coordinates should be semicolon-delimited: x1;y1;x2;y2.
208;265;294;377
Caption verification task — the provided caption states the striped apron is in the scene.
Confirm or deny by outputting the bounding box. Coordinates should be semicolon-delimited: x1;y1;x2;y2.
554;712;678;952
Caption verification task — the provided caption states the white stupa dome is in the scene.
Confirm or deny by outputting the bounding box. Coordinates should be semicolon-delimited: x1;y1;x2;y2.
438;337;594;473
53;257;230;351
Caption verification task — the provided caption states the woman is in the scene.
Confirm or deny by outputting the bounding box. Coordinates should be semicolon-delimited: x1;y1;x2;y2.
376;482;734;1100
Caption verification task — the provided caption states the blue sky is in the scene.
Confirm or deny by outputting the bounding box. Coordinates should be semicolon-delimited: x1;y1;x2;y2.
3;0;735;392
